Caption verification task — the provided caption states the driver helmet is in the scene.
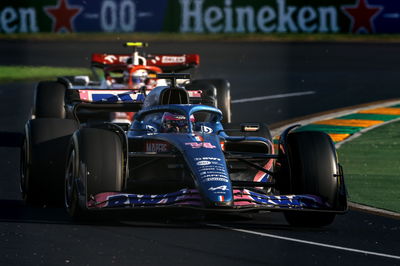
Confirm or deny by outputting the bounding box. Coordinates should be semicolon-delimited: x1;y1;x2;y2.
131;69;148;84
161;112;195;133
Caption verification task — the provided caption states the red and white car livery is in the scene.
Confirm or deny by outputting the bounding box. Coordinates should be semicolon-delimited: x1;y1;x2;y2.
91;52;199;71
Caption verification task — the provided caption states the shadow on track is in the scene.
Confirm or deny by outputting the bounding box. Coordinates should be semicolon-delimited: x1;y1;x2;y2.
0;199;72;224
0;199;304;232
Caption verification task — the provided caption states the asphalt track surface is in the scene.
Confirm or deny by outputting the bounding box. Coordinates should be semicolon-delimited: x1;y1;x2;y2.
0;41;400;265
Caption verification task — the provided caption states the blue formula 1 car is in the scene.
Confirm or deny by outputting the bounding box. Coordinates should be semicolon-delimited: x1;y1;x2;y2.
21;74;347;227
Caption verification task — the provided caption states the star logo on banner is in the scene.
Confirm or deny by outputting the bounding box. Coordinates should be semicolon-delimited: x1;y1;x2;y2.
342;0;383;33
45;0;82;33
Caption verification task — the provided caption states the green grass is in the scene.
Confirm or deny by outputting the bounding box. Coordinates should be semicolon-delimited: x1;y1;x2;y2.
0;66;91;83
1;33;400;42
338;121;400;213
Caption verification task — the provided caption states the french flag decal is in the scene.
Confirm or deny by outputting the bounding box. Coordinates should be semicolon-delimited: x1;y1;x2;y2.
218;195;225;202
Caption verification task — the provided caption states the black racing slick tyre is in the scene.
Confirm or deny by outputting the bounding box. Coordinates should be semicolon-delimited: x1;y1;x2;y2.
65;128;124;219
21;118;78;206
282;131;344;227
192;79;232;124
34;81;66;118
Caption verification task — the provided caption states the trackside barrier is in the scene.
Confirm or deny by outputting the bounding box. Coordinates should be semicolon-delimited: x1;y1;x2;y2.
0;0;398;34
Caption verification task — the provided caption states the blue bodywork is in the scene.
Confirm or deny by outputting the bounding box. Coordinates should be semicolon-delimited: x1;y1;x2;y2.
86;103;333;211
83;86;346;214
128;104;234;207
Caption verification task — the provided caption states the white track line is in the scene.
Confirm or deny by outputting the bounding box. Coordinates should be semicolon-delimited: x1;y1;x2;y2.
232;91;316;104
207;224;400;260
349;202;400;219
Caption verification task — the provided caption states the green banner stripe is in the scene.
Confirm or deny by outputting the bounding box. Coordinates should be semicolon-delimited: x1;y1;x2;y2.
336;113;400;122
295;124;363;134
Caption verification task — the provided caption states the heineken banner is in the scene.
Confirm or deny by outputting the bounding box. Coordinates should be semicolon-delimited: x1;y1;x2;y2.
0;0;398;34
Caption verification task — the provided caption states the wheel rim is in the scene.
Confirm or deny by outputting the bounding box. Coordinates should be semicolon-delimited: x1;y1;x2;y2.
64;149;76;210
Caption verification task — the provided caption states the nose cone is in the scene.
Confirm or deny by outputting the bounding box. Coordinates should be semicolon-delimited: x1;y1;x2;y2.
182;135;234;208
206;191;234;207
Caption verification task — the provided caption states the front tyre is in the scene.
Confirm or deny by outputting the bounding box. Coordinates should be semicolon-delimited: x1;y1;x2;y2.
65;128;125;220
282;131;345;227
65;146;84;218
20;135;31;203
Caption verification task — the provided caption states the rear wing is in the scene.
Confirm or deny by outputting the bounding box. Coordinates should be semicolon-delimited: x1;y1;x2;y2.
91;53;200;72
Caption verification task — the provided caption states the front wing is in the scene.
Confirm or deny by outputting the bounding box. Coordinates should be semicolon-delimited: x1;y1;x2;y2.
87;188;338;212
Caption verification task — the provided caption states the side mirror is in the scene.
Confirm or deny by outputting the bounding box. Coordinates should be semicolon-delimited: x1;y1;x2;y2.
240;123;260;132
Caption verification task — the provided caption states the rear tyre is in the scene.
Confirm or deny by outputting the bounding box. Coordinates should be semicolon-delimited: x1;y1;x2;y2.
35;81;66;118
191;79;232;123
21;118;78;206
65;128;124;220
282;131;342;227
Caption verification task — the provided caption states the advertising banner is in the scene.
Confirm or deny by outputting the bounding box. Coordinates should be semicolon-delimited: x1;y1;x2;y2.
0;0;168;33
0;0;398;34
171;0;400;34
